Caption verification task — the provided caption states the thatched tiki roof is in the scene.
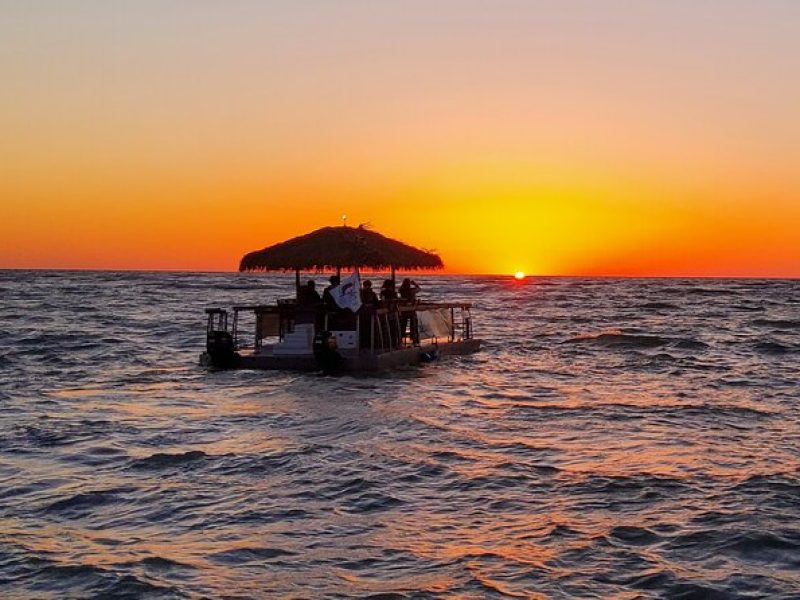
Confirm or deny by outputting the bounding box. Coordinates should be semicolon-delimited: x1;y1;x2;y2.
239;225;443;272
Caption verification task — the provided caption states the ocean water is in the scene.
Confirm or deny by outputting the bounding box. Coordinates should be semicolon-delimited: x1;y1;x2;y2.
1;271;799;599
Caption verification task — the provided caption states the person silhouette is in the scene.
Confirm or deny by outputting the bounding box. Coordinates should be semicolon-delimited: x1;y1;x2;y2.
380;279;397;303
399;278;420;304
398;279;421;344
361;280;379;305
322;275;340;311
299;280;321;305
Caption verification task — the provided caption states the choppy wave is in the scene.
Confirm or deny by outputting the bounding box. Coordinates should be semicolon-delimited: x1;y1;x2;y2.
567;332;672;348
639;301;680;310
753;340;797;355
752;318;800;330
1;272;799;598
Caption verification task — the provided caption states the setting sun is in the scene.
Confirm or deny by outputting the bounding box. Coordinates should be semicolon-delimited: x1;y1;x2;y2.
514;271;526;280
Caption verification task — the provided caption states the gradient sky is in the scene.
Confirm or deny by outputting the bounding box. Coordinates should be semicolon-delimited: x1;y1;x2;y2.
2;1;799;275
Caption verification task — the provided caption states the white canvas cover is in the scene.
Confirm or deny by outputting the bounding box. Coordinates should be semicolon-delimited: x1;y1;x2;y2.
417;308;453;340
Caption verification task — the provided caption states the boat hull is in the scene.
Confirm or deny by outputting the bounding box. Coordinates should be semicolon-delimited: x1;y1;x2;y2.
200;338;481;372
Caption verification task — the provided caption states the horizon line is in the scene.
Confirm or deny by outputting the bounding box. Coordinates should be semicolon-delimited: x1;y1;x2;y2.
0;267;798;281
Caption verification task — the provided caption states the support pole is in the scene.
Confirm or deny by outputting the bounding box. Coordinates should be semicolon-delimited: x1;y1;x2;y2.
370;314;375;353
295;268;301;301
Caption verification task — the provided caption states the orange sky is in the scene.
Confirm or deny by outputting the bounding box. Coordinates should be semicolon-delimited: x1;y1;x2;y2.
2;2;799;276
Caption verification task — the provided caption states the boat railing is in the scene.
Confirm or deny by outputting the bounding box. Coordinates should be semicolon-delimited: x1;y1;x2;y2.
207;301;473;355
366;302;473;354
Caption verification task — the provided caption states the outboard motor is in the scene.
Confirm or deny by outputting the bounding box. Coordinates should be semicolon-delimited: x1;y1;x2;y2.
313;330;343;374
420;349;439;363
207;330;239;369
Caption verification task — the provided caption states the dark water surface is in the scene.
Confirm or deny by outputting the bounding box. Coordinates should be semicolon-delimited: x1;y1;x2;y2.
1;271;799;599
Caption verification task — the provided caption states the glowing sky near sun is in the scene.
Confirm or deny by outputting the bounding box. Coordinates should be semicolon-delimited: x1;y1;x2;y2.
1;1;799;276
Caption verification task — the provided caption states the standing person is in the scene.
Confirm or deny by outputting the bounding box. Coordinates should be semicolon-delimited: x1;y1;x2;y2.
398;278;421;304
297;280;321;326
361;280;379;305
299;280;321;305
359;280;379;349
322;275;341;329
380;279;399;348
398;278;421;344
322;275;340;310
380;279;397;303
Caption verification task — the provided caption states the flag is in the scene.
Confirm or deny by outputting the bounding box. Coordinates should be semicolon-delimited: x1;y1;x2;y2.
331;272;362;312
